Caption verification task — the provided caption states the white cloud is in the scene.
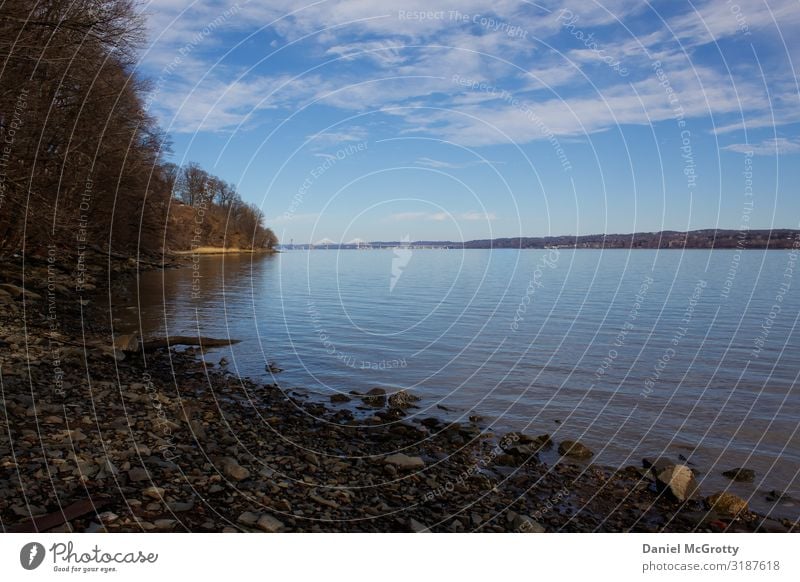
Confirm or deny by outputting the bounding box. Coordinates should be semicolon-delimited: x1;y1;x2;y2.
140;0;800;144
414;157;505;169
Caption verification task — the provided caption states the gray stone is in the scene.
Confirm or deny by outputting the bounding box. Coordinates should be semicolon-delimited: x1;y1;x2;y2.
142;486;165;500
222;458;250;481
384;453;425;470
128;467;150;482
409;518;429;533
167;500;195;512
237;511;259;526
514;515;546;532
256;513;284;532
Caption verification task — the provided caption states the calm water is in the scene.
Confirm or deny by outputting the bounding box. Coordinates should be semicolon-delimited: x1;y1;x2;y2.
120;249;799;517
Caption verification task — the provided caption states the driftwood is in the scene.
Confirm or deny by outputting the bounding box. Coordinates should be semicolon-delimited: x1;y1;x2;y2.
6;496;110;533
141;336;241;351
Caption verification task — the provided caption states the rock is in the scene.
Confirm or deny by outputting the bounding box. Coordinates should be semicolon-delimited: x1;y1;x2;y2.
222;458;250;481
219;357;229;366
765;490;793;503
0;283;35;298
330;393;351;403
384;453;425;470
722;468;755;483
388;390;420;409
514;515;546;532
237;511;259;526
655;465;699;501
67;429;88;442
113;333;139;352
707;492;748;515
362;387;387;407
167;500;195;512
643;457;674;474
142;486;165;500
558;440;593;459
128;467;149;482
409;518;429;533
256;513;284;532
154;519;177;530
97;511;119;524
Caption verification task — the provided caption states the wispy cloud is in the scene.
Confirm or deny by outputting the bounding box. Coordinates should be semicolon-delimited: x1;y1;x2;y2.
141;0;800;146
307;127;369;145
723;138;800;155
414;157;505;169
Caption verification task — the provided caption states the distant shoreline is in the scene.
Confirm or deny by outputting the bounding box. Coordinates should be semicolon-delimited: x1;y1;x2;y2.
172;246;277;256
281;229;800;251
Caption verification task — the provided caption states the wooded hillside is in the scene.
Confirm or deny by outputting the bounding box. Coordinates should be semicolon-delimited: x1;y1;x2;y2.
0;0;276;260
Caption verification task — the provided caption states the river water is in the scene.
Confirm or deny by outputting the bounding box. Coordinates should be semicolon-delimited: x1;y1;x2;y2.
120;248;800;518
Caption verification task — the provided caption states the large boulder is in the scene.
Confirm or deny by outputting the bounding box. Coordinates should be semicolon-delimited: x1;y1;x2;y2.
655;464;699;501
388;390;420;409
558;440;593;459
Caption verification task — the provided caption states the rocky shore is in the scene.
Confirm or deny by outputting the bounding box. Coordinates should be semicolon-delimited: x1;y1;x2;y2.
0;256;797;533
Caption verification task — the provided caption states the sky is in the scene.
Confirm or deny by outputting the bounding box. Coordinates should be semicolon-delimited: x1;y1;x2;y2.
136;0;800;244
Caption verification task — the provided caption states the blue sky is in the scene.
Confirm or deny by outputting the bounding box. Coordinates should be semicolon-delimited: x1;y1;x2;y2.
137;0;800;243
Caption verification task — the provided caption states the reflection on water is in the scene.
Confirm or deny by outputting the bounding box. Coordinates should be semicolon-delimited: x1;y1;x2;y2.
119;249;800;518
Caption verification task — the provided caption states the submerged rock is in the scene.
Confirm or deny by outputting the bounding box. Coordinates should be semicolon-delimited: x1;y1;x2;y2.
707;492;748;515
362;387;387;407
558;440;593;459
722;468;755;483
388;390;420;409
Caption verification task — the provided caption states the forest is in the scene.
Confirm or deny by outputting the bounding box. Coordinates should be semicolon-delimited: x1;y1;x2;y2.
0;0;276;260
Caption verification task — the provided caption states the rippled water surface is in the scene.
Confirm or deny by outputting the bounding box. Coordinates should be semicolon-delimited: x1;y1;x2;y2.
121;249;800;517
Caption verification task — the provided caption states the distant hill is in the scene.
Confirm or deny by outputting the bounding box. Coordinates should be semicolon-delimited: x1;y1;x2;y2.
460;229;799;249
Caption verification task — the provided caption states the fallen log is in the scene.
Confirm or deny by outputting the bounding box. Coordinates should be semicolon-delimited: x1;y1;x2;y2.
141;336;241;351
6;496;110;533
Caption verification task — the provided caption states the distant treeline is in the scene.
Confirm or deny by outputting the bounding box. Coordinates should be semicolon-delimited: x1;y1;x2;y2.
460;230;800;249
0;1;275;258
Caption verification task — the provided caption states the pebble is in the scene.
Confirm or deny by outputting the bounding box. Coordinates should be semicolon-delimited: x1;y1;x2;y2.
256;513;284;532
384;453;425;470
